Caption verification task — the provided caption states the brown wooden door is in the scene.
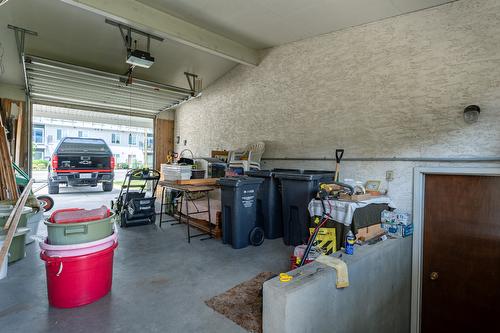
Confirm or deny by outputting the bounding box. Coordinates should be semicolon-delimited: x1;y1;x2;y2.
154;118;174;169
422;174;500;332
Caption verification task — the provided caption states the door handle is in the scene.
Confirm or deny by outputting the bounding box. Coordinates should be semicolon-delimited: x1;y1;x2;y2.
430;271;439;280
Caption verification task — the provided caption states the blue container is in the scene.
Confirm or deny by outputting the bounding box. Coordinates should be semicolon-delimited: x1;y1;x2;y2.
219;177;264;249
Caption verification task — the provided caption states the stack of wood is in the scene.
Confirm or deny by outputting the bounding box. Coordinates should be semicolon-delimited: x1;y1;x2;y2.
177;210;222;239
338;192;382;202
0;106;19;201
0;99;27;169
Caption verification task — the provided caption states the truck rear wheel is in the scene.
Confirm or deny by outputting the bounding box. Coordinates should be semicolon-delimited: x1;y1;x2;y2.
48;182;59;194
103;182;113;192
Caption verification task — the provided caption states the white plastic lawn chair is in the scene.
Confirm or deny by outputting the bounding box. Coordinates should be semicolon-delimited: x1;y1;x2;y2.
228;141;265;172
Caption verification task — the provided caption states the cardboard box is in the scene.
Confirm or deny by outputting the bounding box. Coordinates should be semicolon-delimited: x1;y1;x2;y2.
356;224;385;242
381;223;413;238
309;227;336;255
381;210;412;225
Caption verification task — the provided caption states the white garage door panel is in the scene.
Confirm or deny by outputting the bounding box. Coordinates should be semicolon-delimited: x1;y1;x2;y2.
24;55;193;116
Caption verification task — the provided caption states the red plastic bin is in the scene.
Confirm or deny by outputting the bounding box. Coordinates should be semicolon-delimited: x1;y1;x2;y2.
49;206;110;224
40;241;118;308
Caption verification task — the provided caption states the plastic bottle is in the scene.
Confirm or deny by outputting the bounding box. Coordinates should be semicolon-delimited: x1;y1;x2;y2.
345;230;355;255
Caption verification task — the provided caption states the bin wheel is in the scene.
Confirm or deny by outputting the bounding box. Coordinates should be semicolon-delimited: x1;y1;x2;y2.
249;227;265;246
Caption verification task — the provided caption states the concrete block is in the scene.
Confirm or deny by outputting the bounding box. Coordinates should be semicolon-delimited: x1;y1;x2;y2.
263;237;412;333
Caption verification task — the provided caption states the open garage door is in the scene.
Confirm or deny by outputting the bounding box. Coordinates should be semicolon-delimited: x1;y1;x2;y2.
23;55;194;117
31;103;155;210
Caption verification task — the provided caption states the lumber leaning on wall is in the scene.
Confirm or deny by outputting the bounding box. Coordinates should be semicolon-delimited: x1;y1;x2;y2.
0;125;18;201
0;98;27;200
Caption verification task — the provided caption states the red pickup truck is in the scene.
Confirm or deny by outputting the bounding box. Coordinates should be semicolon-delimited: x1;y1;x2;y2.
48;137;115;194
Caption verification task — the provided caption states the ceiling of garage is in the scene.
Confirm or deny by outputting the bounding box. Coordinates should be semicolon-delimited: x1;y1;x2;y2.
0;0;454;91
0;0;236;89
137;0;455;49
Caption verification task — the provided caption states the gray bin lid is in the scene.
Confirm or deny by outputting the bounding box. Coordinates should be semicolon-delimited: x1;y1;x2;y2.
246;170;273;178
274;172;334;181
218;176;264;187
0;206;33;217
303;169;335;174
272;168;302;173
0;227;30;240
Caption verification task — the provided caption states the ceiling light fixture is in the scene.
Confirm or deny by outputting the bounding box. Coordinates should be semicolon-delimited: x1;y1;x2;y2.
463;105;480;124
0;0;9;7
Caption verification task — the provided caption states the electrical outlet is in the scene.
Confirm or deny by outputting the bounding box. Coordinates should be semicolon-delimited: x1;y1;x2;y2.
386;170;394;182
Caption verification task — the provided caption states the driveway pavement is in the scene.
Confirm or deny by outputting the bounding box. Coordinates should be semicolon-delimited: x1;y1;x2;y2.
31;169;157;238
34;178;124;239
31;168;128;211
36;184;121;211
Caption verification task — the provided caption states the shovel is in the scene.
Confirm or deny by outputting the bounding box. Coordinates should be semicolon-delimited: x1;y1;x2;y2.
334;149;344;182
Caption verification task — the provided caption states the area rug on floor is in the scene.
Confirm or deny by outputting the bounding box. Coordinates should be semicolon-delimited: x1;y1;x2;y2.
205;272;277;333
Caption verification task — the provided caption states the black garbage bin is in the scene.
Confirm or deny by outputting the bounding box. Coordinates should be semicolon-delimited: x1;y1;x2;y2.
275;170;335;246
246;170;283;239
218;176;265;249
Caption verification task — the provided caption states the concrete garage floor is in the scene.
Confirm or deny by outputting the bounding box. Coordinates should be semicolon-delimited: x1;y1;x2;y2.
1;186;292;332
35;185;121;211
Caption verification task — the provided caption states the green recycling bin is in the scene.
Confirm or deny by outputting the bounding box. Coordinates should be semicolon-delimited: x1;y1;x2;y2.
44;213;116;245
0;227;29;263
0;205;32;229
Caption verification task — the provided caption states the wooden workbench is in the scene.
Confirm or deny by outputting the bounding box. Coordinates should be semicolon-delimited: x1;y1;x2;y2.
159;180;216;193
158;180;217;243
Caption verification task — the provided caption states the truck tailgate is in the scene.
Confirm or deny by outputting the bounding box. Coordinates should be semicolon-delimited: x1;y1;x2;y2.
56;154;111;171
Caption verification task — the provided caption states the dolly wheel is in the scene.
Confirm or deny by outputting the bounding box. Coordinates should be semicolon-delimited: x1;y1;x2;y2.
249;227;265;246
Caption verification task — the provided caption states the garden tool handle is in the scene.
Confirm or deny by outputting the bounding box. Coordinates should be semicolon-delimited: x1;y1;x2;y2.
335;149;344;163
335;149;344;182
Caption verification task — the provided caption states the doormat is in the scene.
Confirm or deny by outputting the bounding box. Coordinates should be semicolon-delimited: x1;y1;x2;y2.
205;272;277;333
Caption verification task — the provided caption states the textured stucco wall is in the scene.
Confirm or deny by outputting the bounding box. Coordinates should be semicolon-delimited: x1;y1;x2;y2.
174;0;500;212
0;83;25;101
